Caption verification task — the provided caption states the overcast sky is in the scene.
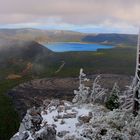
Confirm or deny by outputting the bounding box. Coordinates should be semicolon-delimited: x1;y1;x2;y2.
0;0;140;33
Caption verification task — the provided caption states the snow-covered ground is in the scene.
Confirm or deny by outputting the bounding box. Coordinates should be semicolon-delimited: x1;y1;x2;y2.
41;102;94;138
11;99;140;140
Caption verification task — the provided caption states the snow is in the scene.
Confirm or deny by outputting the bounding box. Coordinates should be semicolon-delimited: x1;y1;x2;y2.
41;103;92;134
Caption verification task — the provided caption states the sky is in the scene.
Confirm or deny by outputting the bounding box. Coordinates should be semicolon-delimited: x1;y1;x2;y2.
0;0;140;34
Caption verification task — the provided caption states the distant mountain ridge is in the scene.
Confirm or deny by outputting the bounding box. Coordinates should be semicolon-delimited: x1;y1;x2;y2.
0;28;137;47
82;33;137;46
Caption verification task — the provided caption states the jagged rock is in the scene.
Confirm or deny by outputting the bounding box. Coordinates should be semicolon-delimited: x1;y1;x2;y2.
57;130;70;138
11;131;29;140
63;113;77;118
60;119;65;124
43;99;51;108
65;105;72;110
78;114;92;124
57;105;65;113
19;123;26;133
75;122;82;127
80;127;93;139
64;135;84;140
60;100;65;105
53;116;58;122
56;114;63;119
72;109;78;113
19;107;43;132
64;135;75;140
42;110;48;115
35;125;56;140
29;107;43;131
32;114;43;131
48;99;60;108
20;112;33;131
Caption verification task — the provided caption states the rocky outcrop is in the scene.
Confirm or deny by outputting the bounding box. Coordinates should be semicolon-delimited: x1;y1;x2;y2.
11;98;140;140
11;104;57;140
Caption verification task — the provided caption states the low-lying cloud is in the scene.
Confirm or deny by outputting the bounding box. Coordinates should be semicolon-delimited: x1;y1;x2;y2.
0;0;140;33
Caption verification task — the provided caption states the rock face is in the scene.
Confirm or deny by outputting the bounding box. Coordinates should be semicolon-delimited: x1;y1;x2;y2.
8;75;132;119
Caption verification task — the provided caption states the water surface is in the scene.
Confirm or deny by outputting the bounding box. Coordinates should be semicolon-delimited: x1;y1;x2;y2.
44;42;114;52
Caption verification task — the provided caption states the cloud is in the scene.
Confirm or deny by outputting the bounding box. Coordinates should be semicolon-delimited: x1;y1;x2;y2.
0;0;140;33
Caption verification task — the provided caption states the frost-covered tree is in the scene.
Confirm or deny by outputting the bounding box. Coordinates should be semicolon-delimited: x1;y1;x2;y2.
72;68;90;104
90;75;107;103
120;78;140;113
73;69;107;104
120;84;133;110
105;83;120;110
132;80;140;116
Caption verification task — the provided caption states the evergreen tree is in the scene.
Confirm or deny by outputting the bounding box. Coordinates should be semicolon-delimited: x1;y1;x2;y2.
105;83;120;110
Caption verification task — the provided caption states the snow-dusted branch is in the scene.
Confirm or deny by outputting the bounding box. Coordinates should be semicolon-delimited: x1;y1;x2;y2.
73;69;107;104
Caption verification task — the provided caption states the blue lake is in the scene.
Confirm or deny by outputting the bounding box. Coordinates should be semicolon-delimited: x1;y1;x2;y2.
43;42;114;52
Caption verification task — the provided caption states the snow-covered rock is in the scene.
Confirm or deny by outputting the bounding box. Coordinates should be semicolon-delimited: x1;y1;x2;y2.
34;125;56;140
11;131;29;140
11;98;140;140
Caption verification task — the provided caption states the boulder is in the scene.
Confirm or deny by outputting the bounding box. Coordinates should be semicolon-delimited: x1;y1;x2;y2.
78;114;92;124
48;99;60;108
35;126;56;140
19;107;43;132
57;130;70;138
63;113;77;119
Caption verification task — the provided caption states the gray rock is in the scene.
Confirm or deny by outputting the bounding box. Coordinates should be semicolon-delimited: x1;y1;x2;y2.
57;130;69;138
11;136;20;140
31;113;43;131
63;113;77;119
35;126;56;140
20;107;43;132
43;99;51;108
48;99;60;108
21;113;33;130
78;115;92;124
60;119;65;124
11;131;29;140
19;123;26;133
